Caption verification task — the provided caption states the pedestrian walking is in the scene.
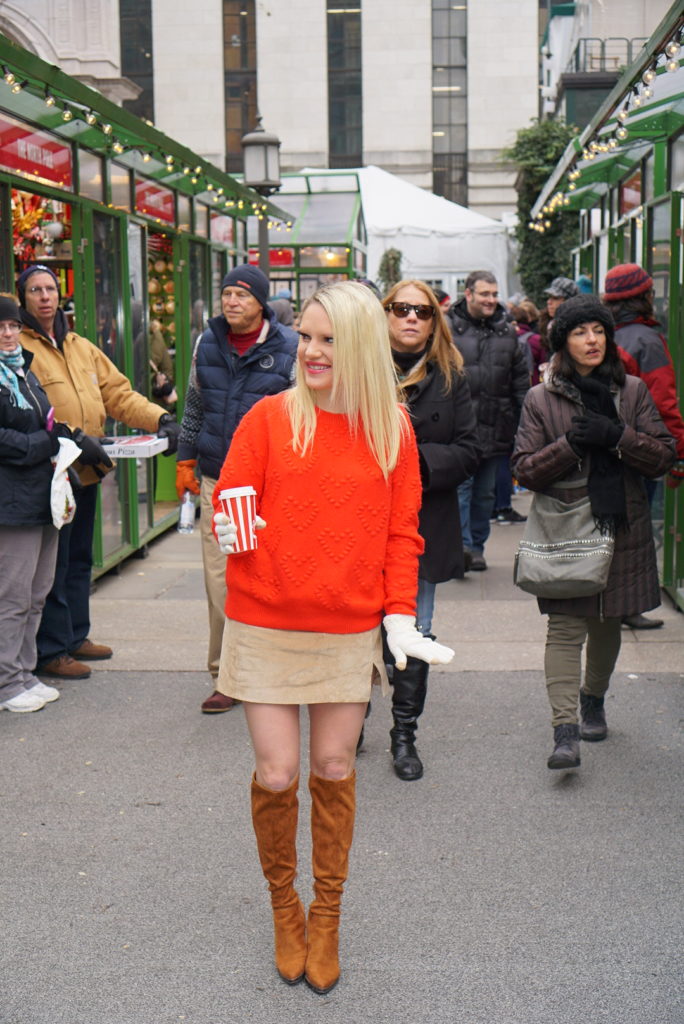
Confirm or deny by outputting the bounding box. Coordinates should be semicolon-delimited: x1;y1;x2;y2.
538;275;580;350
175;264;297;712
211;281;454;992
446;271;529;570
603;262;684;629
0;295;69;713
512;296;675;770
383;279;479;779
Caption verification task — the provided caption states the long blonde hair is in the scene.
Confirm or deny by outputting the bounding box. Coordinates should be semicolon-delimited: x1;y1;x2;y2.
285;280;407;477
383;279;463;394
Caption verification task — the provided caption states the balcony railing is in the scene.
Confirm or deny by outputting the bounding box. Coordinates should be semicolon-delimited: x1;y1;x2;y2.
565;37;648;74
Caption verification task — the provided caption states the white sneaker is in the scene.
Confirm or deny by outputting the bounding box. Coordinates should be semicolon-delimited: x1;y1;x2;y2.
0;690;47;712
27;680;60;703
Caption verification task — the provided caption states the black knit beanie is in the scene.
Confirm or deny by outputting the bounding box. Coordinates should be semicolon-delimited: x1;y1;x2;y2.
548;295;615;353
221;264;269;311
16;264;61;307
0;295;21;323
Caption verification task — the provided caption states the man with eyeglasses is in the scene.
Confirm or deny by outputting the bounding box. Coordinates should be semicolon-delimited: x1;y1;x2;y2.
17;264;181;681
446;271;529;571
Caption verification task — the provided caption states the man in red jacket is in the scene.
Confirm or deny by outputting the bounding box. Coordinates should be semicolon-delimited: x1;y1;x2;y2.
603;262;684;629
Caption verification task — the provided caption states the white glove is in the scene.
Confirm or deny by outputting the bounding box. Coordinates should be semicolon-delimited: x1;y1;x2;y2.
213;512;237;554
383;613;454;670
213;511;267;554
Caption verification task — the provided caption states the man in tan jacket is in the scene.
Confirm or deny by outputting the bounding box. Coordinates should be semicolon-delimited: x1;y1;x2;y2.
18;264;180;680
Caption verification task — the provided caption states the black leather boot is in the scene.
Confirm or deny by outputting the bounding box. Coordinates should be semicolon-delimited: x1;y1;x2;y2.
390;658;428;781
579;689;608;741
356;700;371;753
547;723;581;770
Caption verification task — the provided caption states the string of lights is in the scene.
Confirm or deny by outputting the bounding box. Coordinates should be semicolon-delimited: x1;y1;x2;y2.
0;59;293;229
529;22;683;234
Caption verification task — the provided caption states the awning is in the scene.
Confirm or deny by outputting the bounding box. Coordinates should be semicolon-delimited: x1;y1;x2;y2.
0;35;293;224
531;4;684;220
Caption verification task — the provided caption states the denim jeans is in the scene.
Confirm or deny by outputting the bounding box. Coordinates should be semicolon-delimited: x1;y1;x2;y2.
494;453;513;511
415;577;436;637
457;456;499;555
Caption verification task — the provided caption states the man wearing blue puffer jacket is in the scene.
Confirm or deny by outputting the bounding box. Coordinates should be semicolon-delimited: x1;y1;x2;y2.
175;265;297;713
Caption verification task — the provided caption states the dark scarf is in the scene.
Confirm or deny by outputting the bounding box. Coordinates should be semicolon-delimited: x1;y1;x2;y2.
392;346;428;381
19;307;70;349
572;368;627;534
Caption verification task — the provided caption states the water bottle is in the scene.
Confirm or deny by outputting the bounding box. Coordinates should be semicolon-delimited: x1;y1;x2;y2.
177;491;195;534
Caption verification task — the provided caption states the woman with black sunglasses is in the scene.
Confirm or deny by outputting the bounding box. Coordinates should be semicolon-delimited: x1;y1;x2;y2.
383;280;480;779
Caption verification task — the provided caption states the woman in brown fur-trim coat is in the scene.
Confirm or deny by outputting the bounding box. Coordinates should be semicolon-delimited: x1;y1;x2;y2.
511;296;675;772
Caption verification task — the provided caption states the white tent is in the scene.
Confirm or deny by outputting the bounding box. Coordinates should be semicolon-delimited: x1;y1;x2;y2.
355;165;517;299
274;166;520;300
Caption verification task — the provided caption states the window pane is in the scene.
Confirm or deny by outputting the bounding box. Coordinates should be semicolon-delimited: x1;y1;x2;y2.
224;1;257;173
670;132;684;190
120;0;154;122
93;213;127;558
79;150;104;203
328;9;362;167
110;163;131;212
432;0;467;203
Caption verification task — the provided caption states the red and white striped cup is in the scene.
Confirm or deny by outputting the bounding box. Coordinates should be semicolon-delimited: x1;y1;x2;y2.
218;486;258;554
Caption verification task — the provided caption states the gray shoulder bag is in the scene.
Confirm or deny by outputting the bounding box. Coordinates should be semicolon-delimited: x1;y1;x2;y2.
513;479;615;598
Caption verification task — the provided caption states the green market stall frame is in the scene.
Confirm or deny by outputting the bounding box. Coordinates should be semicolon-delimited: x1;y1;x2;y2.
0;34;293;577
531;3;684;612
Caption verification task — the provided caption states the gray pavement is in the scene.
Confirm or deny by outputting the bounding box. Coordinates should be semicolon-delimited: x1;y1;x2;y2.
3;494;683;1024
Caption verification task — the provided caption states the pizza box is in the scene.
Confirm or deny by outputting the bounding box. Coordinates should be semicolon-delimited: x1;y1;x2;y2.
100;434;169;458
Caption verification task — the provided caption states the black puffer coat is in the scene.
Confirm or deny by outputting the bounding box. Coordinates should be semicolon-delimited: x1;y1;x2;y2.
404;363;480;581
511;372;675;618
0;349;56;527
447;299;530;458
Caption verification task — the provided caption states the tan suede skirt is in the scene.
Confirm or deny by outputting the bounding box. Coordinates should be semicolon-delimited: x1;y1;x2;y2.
216;619;388;704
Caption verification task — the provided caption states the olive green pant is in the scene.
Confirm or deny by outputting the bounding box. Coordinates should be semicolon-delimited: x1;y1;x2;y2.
544;614;622;727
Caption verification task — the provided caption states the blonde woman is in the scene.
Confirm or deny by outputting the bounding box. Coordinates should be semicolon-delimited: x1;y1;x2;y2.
384;280;479;779
211;281;453;994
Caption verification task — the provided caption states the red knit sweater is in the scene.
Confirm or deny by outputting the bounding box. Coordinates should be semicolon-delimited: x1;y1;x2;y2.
212;393;424;633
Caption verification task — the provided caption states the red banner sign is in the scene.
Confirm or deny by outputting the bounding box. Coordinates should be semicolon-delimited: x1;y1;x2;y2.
248;247;294;267
135;177;175;224
0;114;73;188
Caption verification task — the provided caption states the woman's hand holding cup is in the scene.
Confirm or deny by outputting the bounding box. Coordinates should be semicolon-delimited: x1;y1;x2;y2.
214;511;267;554
214;512;238;554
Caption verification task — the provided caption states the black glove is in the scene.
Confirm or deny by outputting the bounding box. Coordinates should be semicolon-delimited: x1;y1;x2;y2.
152;375;175;400
569;411;624;450
44;427;60;456
157;413;181;456
72;428;113;468
44;419;72;456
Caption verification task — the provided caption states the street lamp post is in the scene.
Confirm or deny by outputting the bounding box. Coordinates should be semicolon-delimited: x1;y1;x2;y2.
241;116;282;276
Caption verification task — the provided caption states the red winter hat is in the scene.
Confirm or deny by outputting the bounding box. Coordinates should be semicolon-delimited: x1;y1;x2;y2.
603;264;653;301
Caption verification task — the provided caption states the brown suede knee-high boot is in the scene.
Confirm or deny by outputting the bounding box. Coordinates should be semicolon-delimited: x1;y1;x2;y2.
305;771;356;995
250;774;306;985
